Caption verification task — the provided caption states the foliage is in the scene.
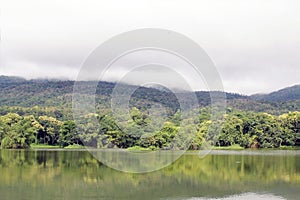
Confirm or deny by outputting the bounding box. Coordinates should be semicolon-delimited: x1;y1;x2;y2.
0;76;299;149
0;113;39;148
0;108;299;149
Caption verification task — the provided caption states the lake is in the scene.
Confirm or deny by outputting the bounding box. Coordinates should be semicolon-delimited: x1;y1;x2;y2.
0;149;299;200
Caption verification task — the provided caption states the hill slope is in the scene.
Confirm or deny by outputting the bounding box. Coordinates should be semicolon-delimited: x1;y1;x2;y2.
0;76;299;118
251;85;300;102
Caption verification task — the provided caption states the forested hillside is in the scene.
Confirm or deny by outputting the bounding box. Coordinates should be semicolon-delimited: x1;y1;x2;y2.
1;76;299;115
0;76;299;149
251;84;300;102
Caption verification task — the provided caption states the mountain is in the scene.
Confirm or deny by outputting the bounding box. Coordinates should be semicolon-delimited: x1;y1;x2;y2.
0;75;26;85
0;75;245;108
251;84;300;102
0;76;299;118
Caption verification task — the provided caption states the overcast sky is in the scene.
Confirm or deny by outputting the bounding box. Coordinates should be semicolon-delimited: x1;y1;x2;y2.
1;0;300;95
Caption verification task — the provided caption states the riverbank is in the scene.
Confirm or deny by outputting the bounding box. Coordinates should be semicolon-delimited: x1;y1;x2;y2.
30;144;85;149
19;144;299;151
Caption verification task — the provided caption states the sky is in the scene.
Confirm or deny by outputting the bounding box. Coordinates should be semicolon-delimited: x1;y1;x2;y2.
1;0;300;95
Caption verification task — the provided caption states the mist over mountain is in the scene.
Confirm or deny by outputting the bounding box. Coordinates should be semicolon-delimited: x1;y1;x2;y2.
0;76;299;118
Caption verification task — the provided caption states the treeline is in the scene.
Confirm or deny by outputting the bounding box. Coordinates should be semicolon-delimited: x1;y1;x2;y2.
0;113;79;149
2;76;300;116
0;106;299;149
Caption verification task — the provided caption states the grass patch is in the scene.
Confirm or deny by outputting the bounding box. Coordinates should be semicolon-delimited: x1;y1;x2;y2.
64;144;85;149
127;146;157;151
212;144;244;150
30;144;60;149
278;146;298;150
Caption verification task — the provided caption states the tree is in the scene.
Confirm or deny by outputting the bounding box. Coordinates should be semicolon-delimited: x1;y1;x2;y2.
0;113;41;149
38;116;62;145
279;112;300;146
215;114;243;146
59;120;79;147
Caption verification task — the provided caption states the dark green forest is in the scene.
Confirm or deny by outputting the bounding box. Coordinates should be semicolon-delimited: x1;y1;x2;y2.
0;76;299;149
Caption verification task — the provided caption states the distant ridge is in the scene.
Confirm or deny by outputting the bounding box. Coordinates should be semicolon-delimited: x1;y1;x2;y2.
251;84;300;102
0;75;299;115
0;75;26;84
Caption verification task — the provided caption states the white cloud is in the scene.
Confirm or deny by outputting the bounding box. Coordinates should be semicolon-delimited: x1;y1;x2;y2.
1;0;300;94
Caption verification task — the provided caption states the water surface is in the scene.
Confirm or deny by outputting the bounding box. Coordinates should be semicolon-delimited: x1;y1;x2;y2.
0;150;299;200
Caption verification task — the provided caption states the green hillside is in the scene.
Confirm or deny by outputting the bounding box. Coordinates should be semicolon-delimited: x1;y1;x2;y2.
1;76;299;115
251;84;300;102
0;76;299;150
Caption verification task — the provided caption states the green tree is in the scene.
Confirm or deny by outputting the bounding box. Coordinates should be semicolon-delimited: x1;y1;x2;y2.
38;116;62;145
59;120;79;147
0;113;41;149
279;112;300;146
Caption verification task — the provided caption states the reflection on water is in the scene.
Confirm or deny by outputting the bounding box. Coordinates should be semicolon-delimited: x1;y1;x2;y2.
183;193;286;200
0;150;299;200
89;149;186;173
